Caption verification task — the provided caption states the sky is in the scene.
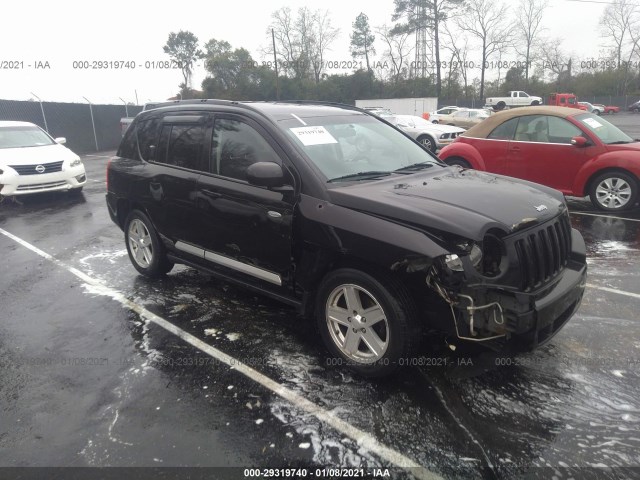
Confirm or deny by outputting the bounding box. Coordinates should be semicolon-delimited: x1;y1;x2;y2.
0;0;608;105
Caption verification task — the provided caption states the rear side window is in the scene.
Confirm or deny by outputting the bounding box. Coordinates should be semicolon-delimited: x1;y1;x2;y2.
155;124;206;171
211;119;280;181
118;124;138;159
488;118;518;140
136;117;161;161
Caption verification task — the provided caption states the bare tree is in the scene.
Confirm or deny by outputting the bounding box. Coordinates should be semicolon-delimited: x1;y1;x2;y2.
310;10;340;84
600;0;637;67
376;24;414;84
456;0;514;101
266;7;339;84
515;0;548;84
537;37;571;86
268;7;309;80
441;22;472;98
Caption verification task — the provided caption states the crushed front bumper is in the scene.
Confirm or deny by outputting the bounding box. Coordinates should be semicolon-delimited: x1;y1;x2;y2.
445;228;587;349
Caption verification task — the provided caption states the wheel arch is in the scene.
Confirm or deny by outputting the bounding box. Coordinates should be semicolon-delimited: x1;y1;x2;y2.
583;166;640;198
438;143;486;170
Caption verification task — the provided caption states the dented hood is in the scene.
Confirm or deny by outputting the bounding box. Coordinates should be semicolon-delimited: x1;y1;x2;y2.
327;167;566;241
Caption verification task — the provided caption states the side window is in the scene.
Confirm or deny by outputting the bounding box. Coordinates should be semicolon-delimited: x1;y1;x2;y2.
560;97;566;104
547;116;582;144
212;118;280;181
136;117;161;161
514;115;550;142
118;123;138;159
488;118;518;140
154;124;205;171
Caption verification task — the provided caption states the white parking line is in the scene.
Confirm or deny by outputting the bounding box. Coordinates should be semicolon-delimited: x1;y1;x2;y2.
0;226;441;480
570;211;640;222
587;283;640;300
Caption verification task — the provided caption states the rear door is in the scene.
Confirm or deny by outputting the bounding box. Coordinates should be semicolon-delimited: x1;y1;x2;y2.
142;112;210;242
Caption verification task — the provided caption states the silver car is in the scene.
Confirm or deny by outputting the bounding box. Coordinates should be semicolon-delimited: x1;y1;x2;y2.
394;115;465;152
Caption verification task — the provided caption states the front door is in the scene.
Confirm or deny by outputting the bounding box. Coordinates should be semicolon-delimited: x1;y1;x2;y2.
506;115;587;193
187;114;295;289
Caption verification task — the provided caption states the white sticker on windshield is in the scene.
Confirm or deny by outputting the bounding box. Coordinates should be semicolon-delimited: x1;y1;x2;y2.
583;117;604;129
290;126;338;146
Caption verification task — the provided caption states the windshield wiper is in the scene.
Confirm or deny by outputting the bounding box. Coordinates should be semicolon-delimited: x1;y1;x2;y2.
607;140;633;145
327;171;392;183
393;162;436;173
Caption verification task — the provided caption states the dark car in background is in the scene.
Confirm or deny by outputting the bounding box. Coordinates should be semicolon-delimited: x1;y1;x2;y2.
106;100;587;377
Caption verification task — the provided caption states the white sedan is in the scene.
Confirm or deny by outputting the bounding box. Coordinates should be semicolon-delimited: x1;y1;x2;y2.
0;121;86;196
394;115;465;152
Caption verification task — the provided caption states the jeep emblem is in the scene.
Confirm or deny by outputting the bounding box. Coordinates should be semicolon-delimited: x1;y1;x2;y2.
534;204;548;212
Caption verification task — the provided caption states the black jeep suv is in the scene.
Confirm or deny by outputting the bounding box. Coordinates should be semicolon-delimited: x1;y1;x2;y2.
107;100;587;377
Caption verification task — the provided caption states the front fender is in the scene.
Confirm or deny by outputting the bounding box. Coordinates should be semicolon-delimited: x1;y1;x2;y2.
573;151;640;196
438;142;487;170
295;194;450;279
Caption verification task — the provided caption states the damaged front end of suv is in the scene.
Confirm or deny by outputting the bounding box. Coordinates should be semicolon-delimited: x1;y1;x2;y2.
425;207;587;350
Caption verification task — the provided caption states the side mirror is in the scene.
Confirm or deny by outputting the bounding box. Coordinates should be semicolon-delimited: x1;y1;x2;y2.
571;136;589;147
55;137;67;144
246;162;286;188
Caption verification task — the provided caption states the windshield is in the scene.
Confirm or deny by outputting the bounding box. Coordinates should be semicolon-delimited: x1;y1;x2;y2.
574;113;634;145
280;114;441;182
0;126;55;149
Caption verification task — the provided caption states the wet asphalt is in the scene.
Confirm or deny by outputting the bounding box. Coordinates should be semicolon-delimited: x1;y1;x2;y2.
1;115;640;480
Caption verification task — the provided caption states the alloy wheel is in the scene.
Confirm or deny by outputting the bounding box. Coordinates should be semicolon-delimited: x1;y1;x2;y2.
325;284;389;363
595;177;632;209
128;219;154;268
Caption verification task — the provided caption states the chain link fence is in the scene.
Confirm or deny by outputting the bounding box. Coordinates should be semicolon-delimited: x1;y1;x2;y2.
0;100;143;153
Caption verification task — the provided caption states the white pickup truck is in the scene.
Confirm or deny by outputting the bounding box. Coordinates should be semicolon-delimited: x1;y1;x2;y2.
484;91;542;111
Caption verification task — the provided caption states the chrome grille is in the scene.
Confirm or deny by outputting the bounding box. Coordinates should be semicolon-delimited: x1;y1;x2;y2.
9;161;64;175
513;214;572;291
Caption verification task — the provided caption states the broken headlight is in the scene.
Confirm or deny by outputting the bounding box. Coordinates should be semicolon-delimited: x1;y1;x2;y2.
444;244;483;272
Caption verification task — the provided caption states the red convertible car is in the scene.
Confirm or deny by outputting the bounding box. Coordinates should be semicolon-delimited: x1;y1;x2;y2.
439;106;640;211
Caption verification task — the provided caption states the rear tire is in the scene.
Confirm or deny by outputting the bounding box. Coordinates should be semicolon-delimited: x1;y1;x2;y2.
316;268;420;378
495;101;506;111
589;171;638;211
124;210;174;277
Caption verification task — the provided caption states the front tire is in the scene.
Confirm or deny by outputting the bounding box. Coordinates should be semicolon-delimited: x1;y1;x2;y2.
124;210;174;277
417;135;437;152
589;171;638;211
316;268;420;378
